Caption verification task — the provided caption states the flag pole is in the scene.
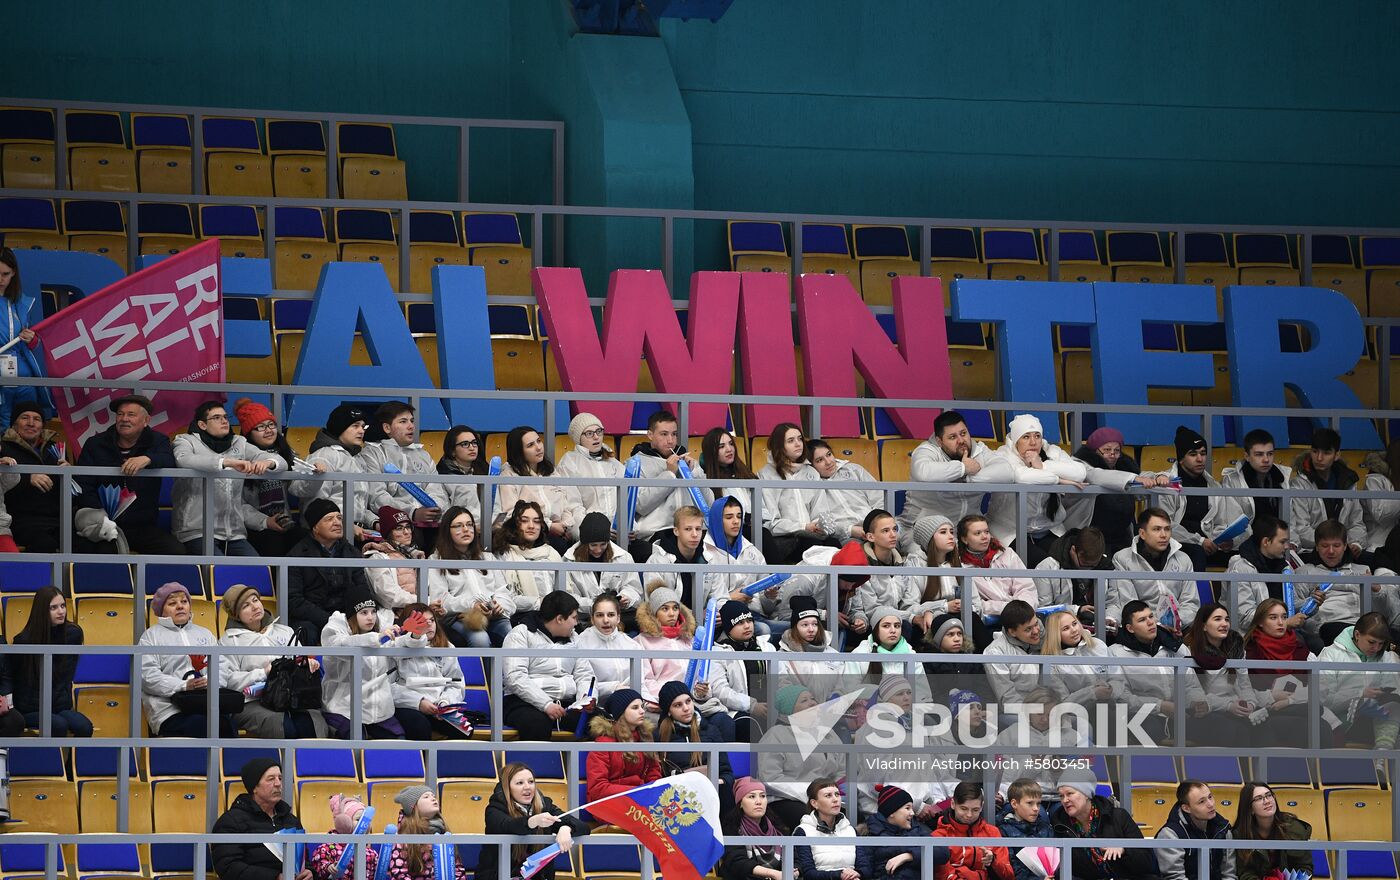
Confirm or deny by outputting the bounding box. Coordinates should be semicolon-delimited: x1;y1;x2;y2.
553;786;636;819
0;336;24;355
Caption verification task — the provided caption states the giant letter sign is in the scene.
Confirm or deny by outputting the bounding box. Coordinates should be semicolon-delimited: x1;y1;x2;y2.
952;279;1097;443
534;267;739;434
737;271;801;436
1090;283;1218;444
796;273;950;438
1224;285;1378;448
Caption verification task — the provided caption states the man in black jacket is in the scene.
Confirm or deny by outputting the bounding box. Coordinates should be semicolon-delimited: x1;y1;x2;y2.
1;401;64;552
287;497;372;645
1154;780;1235;880
211;758;311;880
73;395;183;555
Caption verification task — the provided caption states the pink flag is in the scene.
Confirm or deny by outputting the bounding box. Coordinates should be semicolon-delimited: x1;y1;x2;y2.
29;239;224;451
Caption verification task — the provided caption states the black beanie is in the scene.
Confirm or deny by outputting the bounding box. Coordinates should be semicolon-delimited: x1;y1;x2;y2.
325;403;366;440
342;580;378;618
303;497;340;530
658;680;692;717
1174;425;1207;461
876;784;913;817
719;599;753;636
241;757;281;793
579;512;611;545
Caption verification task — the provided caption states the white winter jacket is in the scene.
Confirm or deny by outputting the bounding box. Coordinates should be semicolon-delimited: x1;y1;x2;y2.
501;617;594;710
320;609;425;724
983;631;1044;703
1107;537;1200;629
987;443;1136;546
756;462;823;536
1041;637;1125;706
1156;465;1246;547
172;433;284;543
1362;472;1400;552
1288;463;1366;550
809;459;884;541
843;547;940;624
632;450;711;539
139;617;220;732
898;438;1013;550
426;553;516;617
571;626;642;702
288;436;375;527
495;464;580;537
556;448;624;527
707;639;778;714
219;618;302;692
498;543;563;613
795;812;858;871
563;541;643;610
964;545;1038;617
391;649;465;709
1219;464;1293;536
1318;626;1400;718
358;439;448;516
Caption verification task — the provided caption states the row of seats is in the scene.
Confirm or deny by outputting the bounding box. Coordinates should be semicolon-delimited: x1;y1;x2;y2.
0;199;532;293
726;222;1400;319
0;107;407;200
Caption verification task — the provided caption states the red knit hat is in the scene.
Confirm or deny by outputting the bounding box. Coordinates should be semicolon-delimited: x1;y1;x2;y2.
379;505;412;537
831;540;871;586
234;397;276;436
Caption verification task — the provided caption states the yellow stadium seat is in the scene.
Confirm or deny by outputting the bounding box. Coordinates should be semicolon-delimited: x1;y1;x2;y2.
3;143;54;189
1058;263;1111;283
859;259;919;307
1191;354;1232;407
66;234;129;272
485;433;509;462
74;685;134;738
146;598;217;633
10;780;78;833
1061;351;1094;403
1311;267;1368;316
1268;787;1328;841
3;230;66;251
749;437;771;470
1113;265;1174;284
227;355;278;387
273;239;337;291
152;779;207;838
70;146;136;192
988;263;1049;282
285;427;319;457
799;257;861;291
1238;267;1300;288
1130;785;1176;833
1326;788;1391;841
950;349;997;400
1367;269;1400;317
138;150;191;194
1148;385;1192;407
439;781;494;834
4;594;34;640
879;438;920;483
299;781;367;834
822;438;879;477
1211;445;1245;481
1185;266;1238;298
409;244;471;294
272;155;327;198
1340;359;1380;409
341;156;407;200
733;254;791;275
491;339;546;391
207;153;273;198
614;435;648;461
80;780;152;834
929;261;987;307
1138;445;1176;475
339;242;400;291
470;245;533;296
76;596;137;645
416;336;441;386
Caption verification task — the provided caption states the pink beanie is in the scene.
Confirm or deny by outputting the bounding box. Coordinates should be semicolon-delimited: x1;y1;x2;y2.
733;777;765;803
1085;427;1124;452
329;793;368;834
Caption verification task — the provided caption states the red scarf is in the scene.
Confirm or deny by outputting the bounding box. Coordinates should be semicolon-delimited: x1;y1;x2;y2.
960;539;1004;569
1246;630;1308;675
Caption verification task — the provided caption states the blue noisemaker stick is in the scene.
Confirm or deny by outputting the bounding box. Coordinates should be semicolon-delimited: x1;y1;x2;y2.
334;807;376;879
381;463;438;509
684;597;719;689
372;825;396;880
488;456;502;512
1212;514;1249;546
674;460;709;512
274;828;307;871
623;454;642;534
520;843;563;880
740;572;791;597
433;842;454;880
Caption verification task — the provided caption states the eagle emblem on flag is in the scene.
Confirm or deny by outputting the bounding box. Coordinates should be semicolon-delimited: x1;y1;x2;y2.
648;785;703;835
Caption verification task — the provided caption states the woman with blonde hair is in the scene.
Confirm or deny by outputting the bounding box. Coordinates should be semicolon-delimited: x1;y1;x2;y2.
474;761;588;880
1040;609;1122;714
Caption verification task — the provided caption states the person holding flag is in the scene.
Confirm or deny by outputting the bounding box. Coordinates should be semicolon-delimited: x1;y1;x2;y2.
386;786;468;880
474;761;588;880
579;770;727;880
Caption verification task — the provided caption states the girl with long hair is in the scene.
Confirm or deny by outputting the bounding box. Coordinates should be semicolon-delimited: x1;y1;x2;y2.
585;688;662;802
386;786;469;880
363;506;427;610
390;604;468;741
12;586;90;736
1232;782;1313;880
918;516;993;650
491;500;563;622
957;514;1037;619
321;582;427;739
1180;602;1259;746
436;425;486;522
776;595;845;700
555;412;623;528
0;247;54;429
495;425;576;552
475;762;588;880
657;681;735;808
701;427;757;516
1243;598;1313;747
755;422;832;564
719;778;789;880
1318;611;1400;753
427;506;514;647
564;511;643;623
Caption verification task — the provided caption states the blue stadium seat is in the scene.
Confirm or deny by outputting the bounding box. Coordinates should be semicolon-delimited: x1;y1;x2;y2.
0;560;52;592
66;110;135;193
464;212;525;247
136;201;197;255
62;199;128;269
1235;233;1293;267
503;751;565;781
221;747;281;778
1182;756;1242;786
203;116;261;152
983;228;1045;280
930;227;979;261
200;204;264;257
1341;853;1397;880
488;305;534;337
335;208;400;290
1320;757;1380;788
75;654;131;684
75;842;142;879
296;747;359;780
800;223;850;256
459;656;487;687
1314;235;1356;267
69;563;135;596
203;116;272;197
144;563;204;597
409;210;459;245
272;298;313;333
1107;231;1167;265
0;106;56;190
728;220;786;256
363;749;425;780
266;119;328;198
66;111;125;147
148;746;209;778
437;747;499;780
74;747;139;780
0;197;64;250
853;225;912;260
338;123;397;158
0;844;66;876
9;747;66;778
223;297;262;321
132;113;193;194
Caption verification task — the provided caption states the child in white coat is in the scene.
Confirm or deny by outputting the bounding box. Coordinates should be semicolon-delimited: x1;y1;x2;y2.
390;604;467;740
320;582;428;739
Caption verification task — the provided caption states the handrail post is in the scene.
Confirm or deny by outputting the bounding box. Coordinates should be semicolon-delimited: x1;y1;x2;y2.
399;205;412;293
192;112;206;195
1047;226;1060;283
459;123;471;203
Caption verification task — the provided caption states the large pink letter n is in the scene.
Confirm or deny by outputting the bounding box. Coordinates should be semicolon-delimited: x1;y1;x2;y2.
534;267;739;433
796;274;951;437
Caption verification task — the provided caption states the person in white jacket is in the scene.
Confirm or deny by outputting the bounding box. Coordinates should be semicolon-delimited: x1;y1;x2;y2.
501;591;595;741
1361;443;1400;555
172;400;284;556
898;410;1015;552
1296;520;1399;646
756;422;831;564
495;425;579;552
983;600;1045;704
140;582;232;737
288;403;376;534
703;496;782;632
842;511;941;632
1287;429;1367;554
388;604;468;740
434;425;485;524
358;401;446;533
1108;600;1191;743
363;505;426;610
956;514;1037;620
699;427;757;518
776;595;846;700
320;581;429;739
1156;426;1247;571
564;512;643;621
572;593;642;705
426;506;514;647
219;583;326;739
555;412;624;533
706;599;777;741
628;410;710;559
492;500;563;617
1106;508;1201;634
807;440;883;542
987;413;1155;564
1219;428;1293;529
757;691;846;830
1317;613;1400;753
1038;610;1124;713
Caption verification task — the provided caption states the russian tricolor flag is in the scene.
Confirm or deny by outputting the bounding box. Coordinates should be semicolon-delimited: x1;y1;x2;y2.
585;772;725;880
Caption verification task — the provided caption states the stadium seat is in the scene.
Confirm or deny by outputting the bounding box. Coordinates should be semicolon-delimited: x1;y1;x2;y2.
1041;230;1111;283
578;842;644;880
1129;784;1176;832
61;199;129;269
1182;756;1243;786
3;594;33;640
950;349;997;400
334;208;400;291
853;225;916;306
136;202;198;256
436;748;499;781
79;781;152;834
266;119;328;198
492;339;547;391
1138;445;1175;475
0;843;67;880
821;438;879;477
9;780;78;833
0;197;65;250
1326;789;1392;841
1340;359;1380;409
0;560;52;593
983;228;1047;281
727;219;787;270
879;438;920;483
1339;852;1398;880
363;749;425;782
798;222;860;288
1060;351;1093;403
0;106;56;189
1191;354;1232;407
272;206;336;290
464;212;532;295
439;780;494;833
132;113;193;193
1270;787;1329;841
296;745;359;780
66;110;135;192
299;780;367;833
417;336;442;384
1312;234;1367;315
1235;232;1299;288
1320;757;1381;788
1107;230;1172;283
408;210;470;293
1361;237;1400;317
212;565;274;598
203;116;272;197
199;205;264;258
74;685;135;738
144;563;206;598
337;122;407;200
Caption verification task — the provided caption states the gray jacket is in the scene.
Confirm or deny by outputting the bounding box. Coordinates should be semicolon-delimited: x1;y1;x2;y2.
1107;537;1199;629
898;439;1012;549
172;433;284;543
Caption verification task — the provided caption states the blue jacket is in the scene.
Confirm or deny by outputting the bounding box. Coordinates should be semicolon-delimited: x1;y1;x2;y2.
2;293;54;415
856;812;950;880
997;805;1053;880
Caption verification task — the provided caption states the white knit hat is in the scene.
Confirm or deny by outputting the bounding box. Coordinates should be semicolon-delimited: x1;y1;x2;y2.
1006;414;1044;448
568;412;605;445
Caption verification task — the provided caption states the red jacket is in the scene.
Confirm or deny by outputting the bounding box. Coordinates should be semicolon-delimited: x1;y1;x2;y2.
586;733;663;803
931;813;1014;880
